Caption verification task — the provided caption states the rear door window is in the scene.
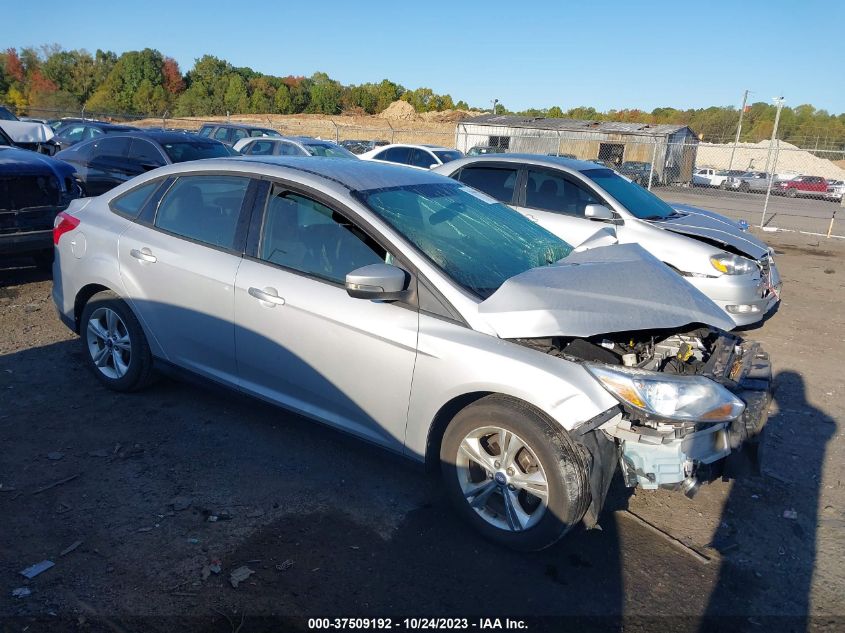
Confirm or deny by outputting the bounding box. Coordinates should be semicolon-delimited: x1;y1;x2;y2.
93;137;131;160
110;180;162;219
455;166;519;204
375;146;411;164
154;175;250;250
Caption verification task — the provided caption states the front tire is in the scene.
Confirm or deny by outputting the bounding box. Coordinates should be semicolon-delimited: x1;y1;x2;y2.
440;395;591;551
80;291;154;392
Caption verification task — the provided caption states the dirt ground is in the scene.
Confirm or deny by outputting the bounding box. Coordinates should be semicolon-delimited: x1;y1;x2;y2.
1;228;844;632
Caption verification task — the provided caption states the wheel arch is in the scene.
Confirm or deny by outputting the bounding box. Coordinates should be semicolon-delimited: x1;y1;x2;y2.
424;391;568;472
73;283;117;333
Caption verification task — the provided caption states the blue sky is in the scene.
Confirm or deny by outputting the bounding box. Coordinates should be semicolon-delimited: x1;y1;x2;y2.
8;0;844;113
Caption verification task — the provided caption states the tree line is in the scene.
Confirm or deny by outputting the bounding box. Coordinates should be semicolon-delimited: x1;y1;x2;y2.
2;45;843;149
0;45;465;120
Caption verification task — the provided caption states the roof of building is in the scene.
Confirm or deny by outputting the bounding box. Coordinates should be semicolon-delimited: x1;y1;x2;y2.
461;114;694;137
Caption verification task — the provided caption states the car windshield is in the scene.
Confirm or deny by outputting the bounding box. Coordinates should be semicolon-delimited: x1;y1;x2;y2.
161;141;231;162
303;142;357;159
354;182;572;299
434;150;463;164
582;168;677;220
0;106;18;121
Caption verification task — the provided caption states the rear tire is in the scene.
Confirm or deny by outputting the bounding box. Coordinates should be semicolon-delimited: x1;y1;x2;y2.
80;291;154;392
787;188;797;198
440;395;591;551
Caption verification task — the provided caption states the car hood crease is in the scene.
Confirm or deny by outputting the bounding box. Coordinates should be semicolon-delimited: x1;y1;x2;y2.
658;204;769;260
479;243;736;338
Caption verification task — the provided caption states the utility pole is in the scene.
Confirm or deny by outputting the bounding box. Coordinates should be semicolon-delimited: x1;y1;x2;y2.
728;89;750;172
491;98;499;115
760;96;786;228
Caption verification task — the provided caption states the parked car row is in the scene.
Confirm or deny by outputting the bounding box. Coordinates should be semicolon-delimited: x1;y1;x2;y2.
695;167;842;201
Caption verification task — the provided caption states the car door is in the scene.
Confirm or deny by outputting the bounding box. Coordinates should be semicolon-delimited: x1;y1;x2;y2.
515;167;610;245
233;182;418;451
118;173;253;385
85;137;133;195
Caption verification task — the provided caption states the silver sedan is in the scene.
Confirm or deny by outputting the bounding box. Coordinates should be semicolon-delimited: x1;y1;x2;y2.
52;157;771;550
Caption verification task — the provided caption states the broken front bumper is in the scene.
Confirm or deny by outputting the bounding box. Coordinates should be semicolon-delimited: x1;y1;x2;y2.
614;342;773;491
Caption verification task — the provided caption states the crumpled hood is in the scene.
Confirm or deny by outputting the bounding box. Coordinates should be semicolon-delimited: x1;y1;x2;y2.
653;204;769;260
0;120;54;144
479;243;736;338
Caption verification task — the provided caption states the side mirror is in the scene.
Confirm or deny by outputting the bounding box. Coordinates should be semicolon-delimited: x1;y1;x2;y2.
584;204;614;221
429;163;439;170
345;263;409;301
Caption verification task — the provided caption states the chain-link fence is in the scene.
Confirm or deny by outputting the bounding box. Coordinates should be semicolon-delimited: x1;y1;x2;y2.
18;106;845;238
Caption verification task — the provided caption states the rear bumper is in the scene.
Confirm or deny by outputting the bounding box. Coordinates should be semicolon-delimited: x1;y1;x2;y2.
0;230;52;255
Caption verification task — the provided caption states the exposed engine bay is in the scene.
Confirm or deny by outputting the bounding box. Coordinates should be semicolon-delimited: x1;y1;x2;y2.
510;327;772;520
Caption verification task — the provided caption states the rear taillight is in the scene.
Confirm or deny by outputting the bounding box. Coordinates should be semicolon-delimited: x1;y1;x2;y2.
53;212;80;245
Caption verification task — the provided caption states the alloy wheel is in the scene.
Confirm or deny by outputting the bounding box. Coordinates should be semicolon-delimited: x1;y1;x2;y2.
86;307;132;380
455;426;549;532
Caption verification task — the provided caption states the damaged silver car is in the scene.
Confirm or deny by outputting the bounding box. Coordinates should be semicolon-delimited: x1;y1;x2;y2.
52;157;772;551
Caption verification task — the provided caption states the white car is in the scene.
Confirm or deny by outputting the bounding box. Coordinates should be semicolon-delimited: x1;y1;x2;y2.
692;168;744;188
358;143;463;170
436;155;782;328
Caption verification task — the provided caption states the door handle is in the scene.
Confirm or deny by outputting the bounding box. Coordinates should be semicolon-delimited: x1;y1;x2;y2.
248;286;286;307
130;248;157;263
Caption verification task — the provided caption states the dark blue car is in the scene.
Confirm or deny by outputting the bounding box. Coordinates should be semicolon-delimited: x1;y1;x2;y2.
0;126;82;267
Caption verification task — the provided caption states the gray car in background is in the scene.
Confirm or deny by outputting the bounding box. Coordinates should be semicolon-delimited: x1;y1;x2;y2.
233;136;357;159
435;155;781;327
53;157;771;550
725;171;774;193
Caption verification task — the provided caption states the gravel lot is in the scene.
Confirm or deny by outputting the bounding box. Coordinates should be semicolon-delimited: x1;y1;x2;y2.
1;228;843;631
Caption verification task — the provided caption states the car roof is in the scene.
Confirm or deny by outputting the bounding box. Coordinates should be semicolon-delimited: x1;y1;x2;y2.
165;155;453;192
200;123;275;132
440;153;605;173
113;130;221;143
374;143;453;152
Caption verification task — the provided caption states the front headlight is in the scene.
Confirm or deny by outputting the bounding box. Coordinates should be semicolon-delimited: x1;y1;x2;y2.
586;364;745;423
710;253;756;275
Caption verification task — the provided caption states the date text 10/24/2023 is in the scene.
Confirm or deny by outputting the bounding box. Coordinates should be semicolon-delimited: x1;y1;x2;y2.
307;618;528;630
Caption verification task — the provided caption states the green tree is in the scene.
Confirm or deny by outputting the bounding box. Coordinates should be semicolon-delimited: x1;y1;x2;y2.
308;72;342;114
547;106;564;118
274;83;293;114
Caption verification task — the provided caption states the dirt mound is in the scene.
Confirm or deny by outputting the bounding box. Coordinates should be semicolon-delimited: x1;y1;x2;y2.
419;109;472;123
378;100;419;121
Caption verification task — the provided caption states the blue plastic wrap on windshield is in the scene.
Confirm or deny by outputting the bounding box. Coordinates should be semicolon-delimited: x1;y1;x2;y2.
355;183;572;299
